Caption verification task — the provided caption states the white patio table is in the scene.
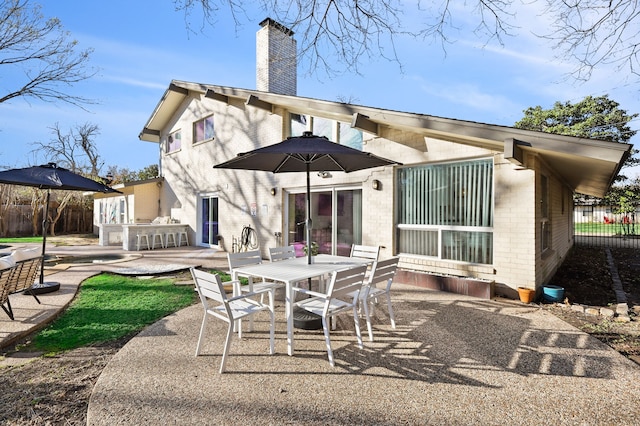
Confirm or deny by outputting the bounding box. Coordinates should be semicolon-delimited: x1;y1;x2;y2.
231;254;373;356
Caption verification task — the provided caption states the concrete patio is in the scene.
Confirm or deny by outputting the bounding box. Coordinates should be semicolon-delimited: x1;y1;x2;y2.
1;241;640;424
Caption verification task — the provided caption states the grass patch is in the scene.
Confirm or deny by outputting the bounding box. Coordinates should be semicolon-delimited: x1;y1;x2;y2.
0;237;43;243
24;273;197;354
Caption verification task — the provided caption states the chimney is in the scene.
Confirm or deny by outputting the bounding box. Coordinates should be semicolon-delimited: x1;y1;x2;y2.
256;18;297;95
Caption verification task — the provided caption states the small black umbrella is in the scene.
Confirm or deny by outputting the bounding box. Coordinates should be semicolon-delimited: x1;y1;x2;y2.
0;163;121;285
214;131;401;264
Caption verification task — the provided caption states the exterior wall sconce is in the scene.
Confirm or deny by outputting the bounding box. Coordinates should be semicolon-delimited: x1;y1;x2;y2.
372;179;382;190
270;187;277;196
317;171;331;178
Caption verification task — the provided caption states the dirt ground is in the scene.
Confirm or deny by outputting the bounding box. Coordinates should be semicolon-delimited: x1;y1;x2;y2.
0;245;638;425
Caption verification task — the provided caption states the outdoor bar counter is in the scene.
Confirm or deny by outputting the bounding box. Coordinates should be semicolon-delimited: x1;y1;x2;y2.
98;223;189;250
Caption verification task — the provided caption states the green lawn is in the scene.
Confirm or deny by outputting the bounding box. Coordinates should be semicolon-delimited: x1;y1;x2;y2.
22;268;238;354
0;237;43;243
574;222;637;235
24;273;198;354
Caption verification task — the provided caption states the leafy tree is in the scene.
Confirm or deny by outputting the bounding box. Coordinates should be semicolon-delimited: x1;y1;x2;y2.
105;164;159;185
0;0;95;107
514;95;639;177
176;0;640;83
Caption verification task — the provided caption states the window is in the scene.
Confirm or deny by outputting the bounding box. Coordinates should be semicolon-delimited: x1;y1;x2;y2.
166;130;181;153
396;158;494;264
541;174;551;252
290;113;363;150
193;116;215;143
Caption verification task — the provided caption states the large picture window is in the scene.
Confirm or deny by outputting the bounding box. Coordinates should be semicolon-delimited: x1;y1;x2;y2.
397;158;494;264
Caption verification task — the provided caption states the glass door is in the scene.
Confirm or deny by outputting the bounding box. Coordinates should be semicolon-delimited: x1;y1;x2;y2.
287;188;361;256
200;196;219;246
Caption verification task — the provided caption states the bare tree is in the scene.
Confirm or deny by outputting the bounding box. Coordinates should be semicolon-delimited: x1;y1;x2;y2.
174;0;515;76
0;184;17;236
31;122;103;175
30;122;103;235
543;0;640;82
0;0;96;107
176;0;639;85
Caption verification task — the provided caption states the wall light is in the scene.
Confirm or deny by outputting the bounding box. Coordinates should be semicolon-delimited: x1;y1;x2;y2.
372;179;381;191
317;171;332;178
270;187;277;196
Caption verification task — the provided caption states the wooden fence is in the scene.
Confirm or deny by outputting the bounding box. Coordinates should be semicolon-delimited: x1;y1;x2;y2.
0;204;93;237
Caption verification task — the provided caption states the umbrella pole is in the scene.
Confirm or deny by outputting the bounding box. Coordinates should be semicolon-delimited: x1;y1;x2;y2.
39;189;50;284
306;163;312;265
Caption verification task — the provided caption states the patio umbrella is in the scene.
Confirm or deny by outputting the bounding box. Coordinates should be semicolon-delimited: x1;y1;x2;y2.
0;162;121;286
214;131;401;265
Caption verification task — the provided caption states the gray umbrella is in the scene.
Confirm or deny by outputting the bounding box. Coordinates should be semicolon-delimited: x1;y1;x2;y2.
0;162;121;285
214;131;401;264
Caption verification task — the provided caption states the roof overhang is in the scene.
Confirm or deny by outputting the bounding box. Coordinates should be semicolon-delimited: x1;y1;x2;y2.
139;80;632;198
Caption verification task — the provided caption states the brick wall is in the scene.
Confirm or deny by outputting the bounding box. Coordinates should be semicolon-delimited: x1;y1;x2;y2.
256;19;297;95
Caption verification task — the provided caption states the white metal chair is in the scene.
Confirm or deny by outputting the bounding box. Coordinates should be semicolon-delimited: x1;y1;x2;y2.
227;250;284;330
190;267;275;373
350;244;380;261
228;250;284;295
268;245;296;262
292;264;367;367
357;257;399;341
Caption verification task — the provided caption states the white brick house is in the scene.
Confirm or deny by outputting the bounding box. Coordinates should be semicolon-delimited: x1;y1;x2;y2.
137;19;630;299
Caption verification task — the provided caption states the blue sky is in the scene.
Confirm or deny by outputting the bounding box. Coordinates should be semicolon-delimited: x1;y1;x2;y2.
1;0;639;178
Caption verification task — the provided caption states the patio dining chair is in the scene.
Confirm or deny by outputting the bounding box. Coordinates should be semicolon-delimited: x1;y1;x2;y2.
268;245;296;262
190;267;275;373
356;257;399;341
292;264;367;367
350;244;380;261
227;250;283;330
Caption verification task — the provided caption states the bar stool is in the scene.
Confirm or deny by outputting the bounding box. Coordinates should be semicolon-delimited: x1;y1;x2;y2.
151;232;164;249
136;232;150;251
165;232;178;248
177;230;189;246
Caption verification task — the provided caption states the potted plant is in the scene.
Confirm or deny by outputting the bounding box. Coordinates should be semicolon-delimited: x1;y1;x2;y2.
303;242;319;262
517;287;536;304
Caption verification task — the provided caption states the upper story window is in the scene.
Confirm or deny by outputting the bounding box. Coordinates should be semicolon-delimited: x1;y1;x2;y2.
166;130;181;153
290;113;363;150
194;115;215;144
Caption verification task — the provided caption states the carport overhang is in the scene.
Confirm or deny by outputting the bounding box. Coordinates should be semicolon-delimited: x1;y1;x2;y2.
139;80;632;198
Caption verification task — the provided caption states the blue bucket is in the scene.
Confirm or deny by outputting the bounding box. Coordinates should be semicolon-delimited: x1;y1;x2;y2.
542;285;565;302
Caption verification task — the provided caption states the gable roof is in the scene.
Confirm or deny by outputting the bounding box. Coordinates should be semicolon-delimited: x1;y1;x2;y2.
139;80;632;198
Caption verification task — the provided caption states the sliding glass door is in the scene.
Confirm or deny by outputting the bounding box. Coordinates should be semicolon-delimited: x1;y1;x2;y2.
200;195;219;246
287;188;362;256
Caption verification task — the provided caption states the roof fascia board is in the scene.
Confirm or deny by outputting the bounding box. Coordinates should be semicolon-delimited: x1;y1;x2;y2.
165;84;633;158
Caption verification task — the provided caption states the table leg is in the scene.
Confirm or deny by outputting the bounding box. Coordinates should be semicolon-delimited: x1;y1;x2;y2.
286;281;294;356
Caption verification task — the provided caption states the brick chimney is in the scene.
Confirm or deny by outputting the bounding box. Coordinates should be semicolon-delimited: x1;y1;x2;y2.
256;18;297;95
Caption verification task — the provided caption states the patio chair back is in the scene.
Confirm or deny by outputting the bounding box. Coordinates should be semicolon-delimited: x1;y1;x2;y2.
350;244;380;261
360;257;399;341
227;250;264;269
268;245;296;262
